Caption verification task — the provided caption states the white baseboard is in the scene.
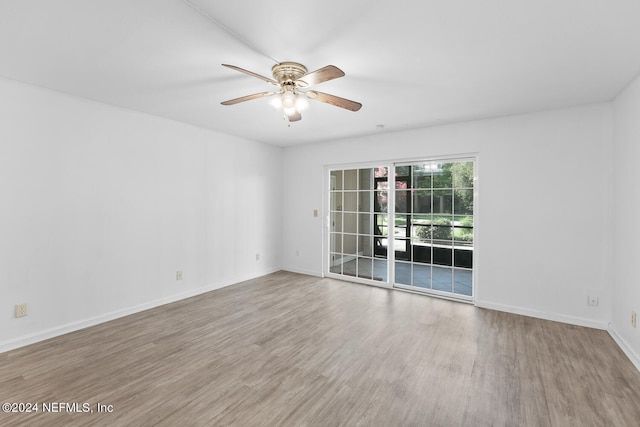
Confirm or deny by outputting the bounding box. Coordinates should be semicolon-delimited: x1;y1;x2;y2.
474;299;609;330
282;267;323;277
0;267;281;354
607;325;640;373
7;271;637;377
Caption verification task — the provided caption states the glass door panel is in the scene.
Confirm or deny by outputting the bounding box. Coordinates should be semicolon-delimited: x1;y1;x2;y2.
328;159;474;300
393;160;474;299
328;166;389;284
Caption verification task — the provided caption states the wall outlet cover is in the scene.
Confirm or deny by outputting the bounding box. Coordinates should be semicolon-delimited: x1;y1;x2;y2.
15;304;28;318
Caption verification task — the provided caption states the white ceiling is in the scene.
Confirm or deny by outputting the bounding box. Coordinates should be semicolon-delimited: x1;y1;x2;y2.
1;0;639;146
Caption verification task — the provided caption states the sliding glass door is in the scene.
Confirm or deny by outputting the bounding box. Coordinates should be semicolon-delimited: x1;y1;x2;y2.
392;160;474;299
329;166;389;283
327;158;475;300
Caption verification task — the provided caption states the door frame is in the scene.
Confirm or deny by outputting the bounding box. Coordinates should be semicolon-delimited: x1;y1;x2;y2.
323;153;479;302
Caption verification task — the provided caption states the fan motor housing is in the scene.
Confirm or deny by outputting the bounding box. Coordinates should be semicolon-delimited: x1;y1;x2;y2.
272;62;308;84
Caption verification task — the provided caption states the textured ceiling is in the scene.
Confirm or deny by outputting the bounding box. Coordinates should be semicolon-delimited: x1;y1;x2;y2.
1;0;639;146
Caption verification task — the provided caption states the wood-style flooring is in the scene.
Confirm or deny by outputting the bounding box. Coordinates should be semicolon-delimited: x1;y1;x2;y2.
1;271;639;426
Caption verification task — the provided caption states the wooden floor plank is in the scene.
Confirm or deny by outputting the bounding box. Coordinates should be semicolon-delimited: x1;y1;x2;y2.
1;271;639;426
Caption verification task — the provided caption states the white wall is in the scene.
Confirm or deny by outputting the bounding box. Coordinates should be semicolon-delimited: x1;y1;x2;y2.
0;78;282;351
282;104;613;329
611;73;640;370
3;71;633;364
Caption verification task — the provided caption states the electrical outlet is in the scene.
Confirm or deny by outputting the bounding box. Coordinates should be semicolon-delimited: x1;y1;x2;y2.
587;295;599;307
176;270;183;280
313;209;318;217
15;303;27;318
633;311;637;328
255;253;260;261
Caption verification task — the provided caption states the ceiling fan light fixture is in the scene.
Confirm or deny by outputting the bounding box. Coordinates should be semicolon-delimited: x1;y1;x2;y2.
295;95;309;111
281;91;296;109
283;106;297;117
269;96;282;110
221;62;362;121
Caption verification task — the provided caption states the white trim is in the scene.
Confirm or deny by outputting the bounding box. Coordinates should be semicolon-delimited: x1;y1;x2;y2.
475;299;608;330
324;153;480;171
282;267;322;277
0;268;280;354
472;154;480;301
325;272;393;289
388;163;397;284
608;325;640;373
322;164;330;281
394;285;474;303
395;283;473;303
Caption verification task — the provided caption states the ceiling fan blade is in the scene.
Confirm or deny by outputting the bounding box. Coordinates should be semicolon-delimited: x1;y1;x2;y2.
221;64;279;86
296;65;345;87
221;91;275;106
306;91;362;111
286;110;302;122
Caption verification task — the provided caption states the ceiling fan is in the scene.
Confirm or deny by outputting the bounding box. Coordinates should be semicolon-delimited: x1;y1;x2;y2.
220;62;362;122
